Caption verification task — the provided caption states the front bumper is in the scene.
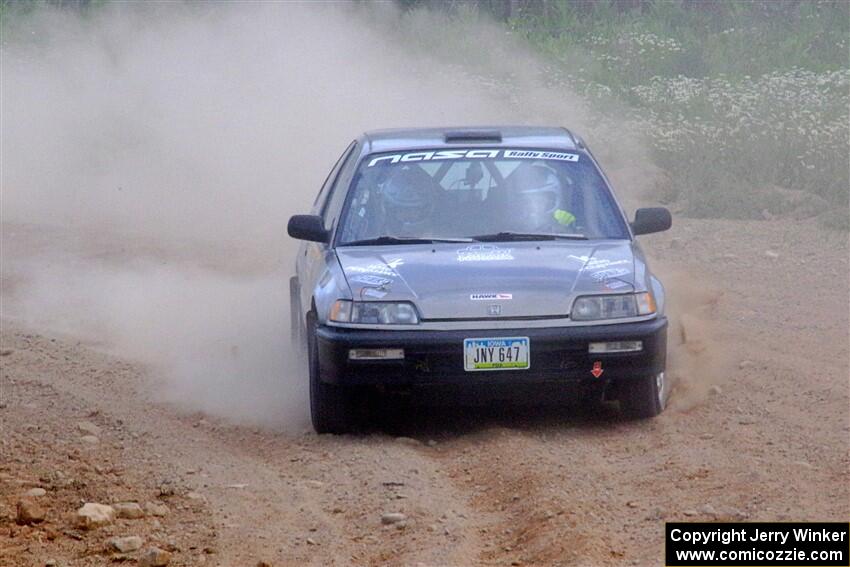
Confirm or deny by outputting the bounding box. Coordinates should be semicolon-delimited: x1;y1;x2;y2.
315;317;667;386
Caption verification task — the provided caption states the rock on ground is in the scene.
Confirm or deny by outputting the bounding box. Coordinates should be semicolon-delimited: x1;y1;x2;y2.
114;502;145;519
139;547;172;567
109;535;144;552
76;421;101;436
699;504;717;516
381;512;407;525
16;498;46;525
144;501;169;517
75;502;115;529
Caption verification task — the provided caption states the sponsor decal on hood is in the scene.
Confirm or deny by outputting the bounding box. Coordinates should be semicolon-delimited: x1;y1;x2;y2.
345;258;404;278
457;244;514;262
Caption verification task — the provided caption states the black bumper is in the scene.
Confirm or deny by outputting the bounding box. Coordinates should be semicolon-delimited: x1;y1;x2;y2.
315;317;667;386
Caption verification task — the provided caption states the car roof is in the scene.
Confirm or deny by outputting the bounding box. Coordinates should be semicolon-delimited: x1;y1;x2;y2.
362;126;582;154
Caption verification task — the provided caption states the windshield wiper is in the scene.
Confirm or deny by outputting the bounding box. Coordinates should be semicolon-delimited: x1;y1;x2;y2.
342;235;473;246
470;231;588;242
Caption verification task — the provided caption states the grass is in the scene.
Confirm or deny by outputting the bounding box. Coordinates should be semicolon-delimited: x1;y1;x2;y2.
506;0;850;227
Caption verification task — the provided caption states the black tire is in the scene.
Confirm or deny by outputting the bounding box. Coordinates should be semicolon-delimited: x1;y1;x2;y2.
307;313;355;434
619;372;667;419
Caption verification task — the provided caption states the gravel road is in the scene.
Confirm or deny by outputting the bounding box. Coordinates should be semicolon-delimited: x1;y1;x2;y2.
1;218;847;566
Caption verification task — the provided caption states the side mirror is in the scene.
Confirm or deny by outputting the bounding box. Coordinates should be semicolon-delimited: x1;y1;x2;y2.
631;207;672;236
287;214;329;243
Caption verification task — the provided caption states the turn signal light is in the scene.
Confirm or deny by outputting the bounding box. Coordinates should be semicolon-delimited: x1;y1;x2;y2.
348;348;405;361
588;341;643;354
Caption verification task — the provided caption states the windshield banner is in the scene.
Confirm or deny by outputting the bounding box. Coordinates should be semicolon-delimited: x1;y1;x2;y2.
367;149;579;167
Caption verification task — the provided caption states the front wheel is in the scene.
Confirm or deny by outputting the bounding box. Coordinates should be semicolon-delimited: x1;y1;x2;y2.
619;372;668;419
307;313;356;434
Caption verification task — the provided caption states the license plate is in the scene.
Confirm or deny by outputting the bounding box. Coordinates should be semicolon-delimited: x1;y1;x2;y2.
463;337;530;371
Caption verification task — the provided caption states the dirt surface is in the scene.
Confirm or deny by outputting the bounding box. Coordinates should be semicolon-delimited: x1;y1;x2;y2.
1;218;848;566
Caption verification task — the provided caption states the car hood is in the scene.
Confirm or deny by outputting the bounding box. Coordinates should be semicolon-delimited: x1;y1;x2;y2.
336;241;637;321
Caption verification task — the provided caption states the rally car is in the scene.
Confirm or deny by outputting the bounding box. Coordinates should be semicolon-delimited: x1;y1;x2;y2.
288;127;672;433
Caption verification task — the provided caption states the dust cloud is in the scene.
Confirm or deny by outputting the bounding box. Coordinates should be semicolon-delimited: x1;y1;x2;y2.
2;2;685;428
658;268;735;411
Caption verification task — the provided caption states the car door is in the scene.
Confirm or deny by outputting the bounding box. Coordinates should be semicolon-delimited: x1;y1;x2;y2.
295;140;358;318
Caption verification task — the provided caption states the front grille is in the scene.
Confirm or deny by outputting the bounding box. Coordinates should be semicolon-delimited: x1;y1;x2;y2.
422;314;570;323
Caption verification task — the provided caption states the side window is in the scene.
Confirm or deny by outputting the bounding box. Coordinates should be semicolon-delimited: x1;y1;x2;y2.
313;141;356;215
322;142;361;229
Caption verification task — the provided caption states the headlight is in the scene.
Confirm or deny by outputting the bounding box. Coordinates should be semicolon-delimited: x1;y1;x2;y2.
571;292;656;321
329;300;420;325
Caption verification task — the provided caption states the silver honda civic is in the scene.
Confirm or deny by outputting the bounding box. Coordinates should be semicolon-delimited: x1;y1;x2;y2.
288;127;672;433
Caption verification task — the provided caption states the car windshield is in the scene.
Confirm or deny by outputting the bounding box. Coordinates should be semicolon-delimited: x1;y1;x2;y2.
337;148;629;245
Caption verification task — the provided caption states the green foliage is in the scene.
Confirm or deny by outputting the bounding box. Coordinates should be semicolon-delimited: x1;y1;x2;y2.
1;0;43;26
1;0;105;35
513;1;848;76
506;0;849;225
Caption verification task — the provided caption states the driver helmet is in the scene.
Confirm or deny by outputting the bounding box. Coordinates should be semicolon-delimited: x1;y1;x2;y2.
509;163;564;231
381;166;436;234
